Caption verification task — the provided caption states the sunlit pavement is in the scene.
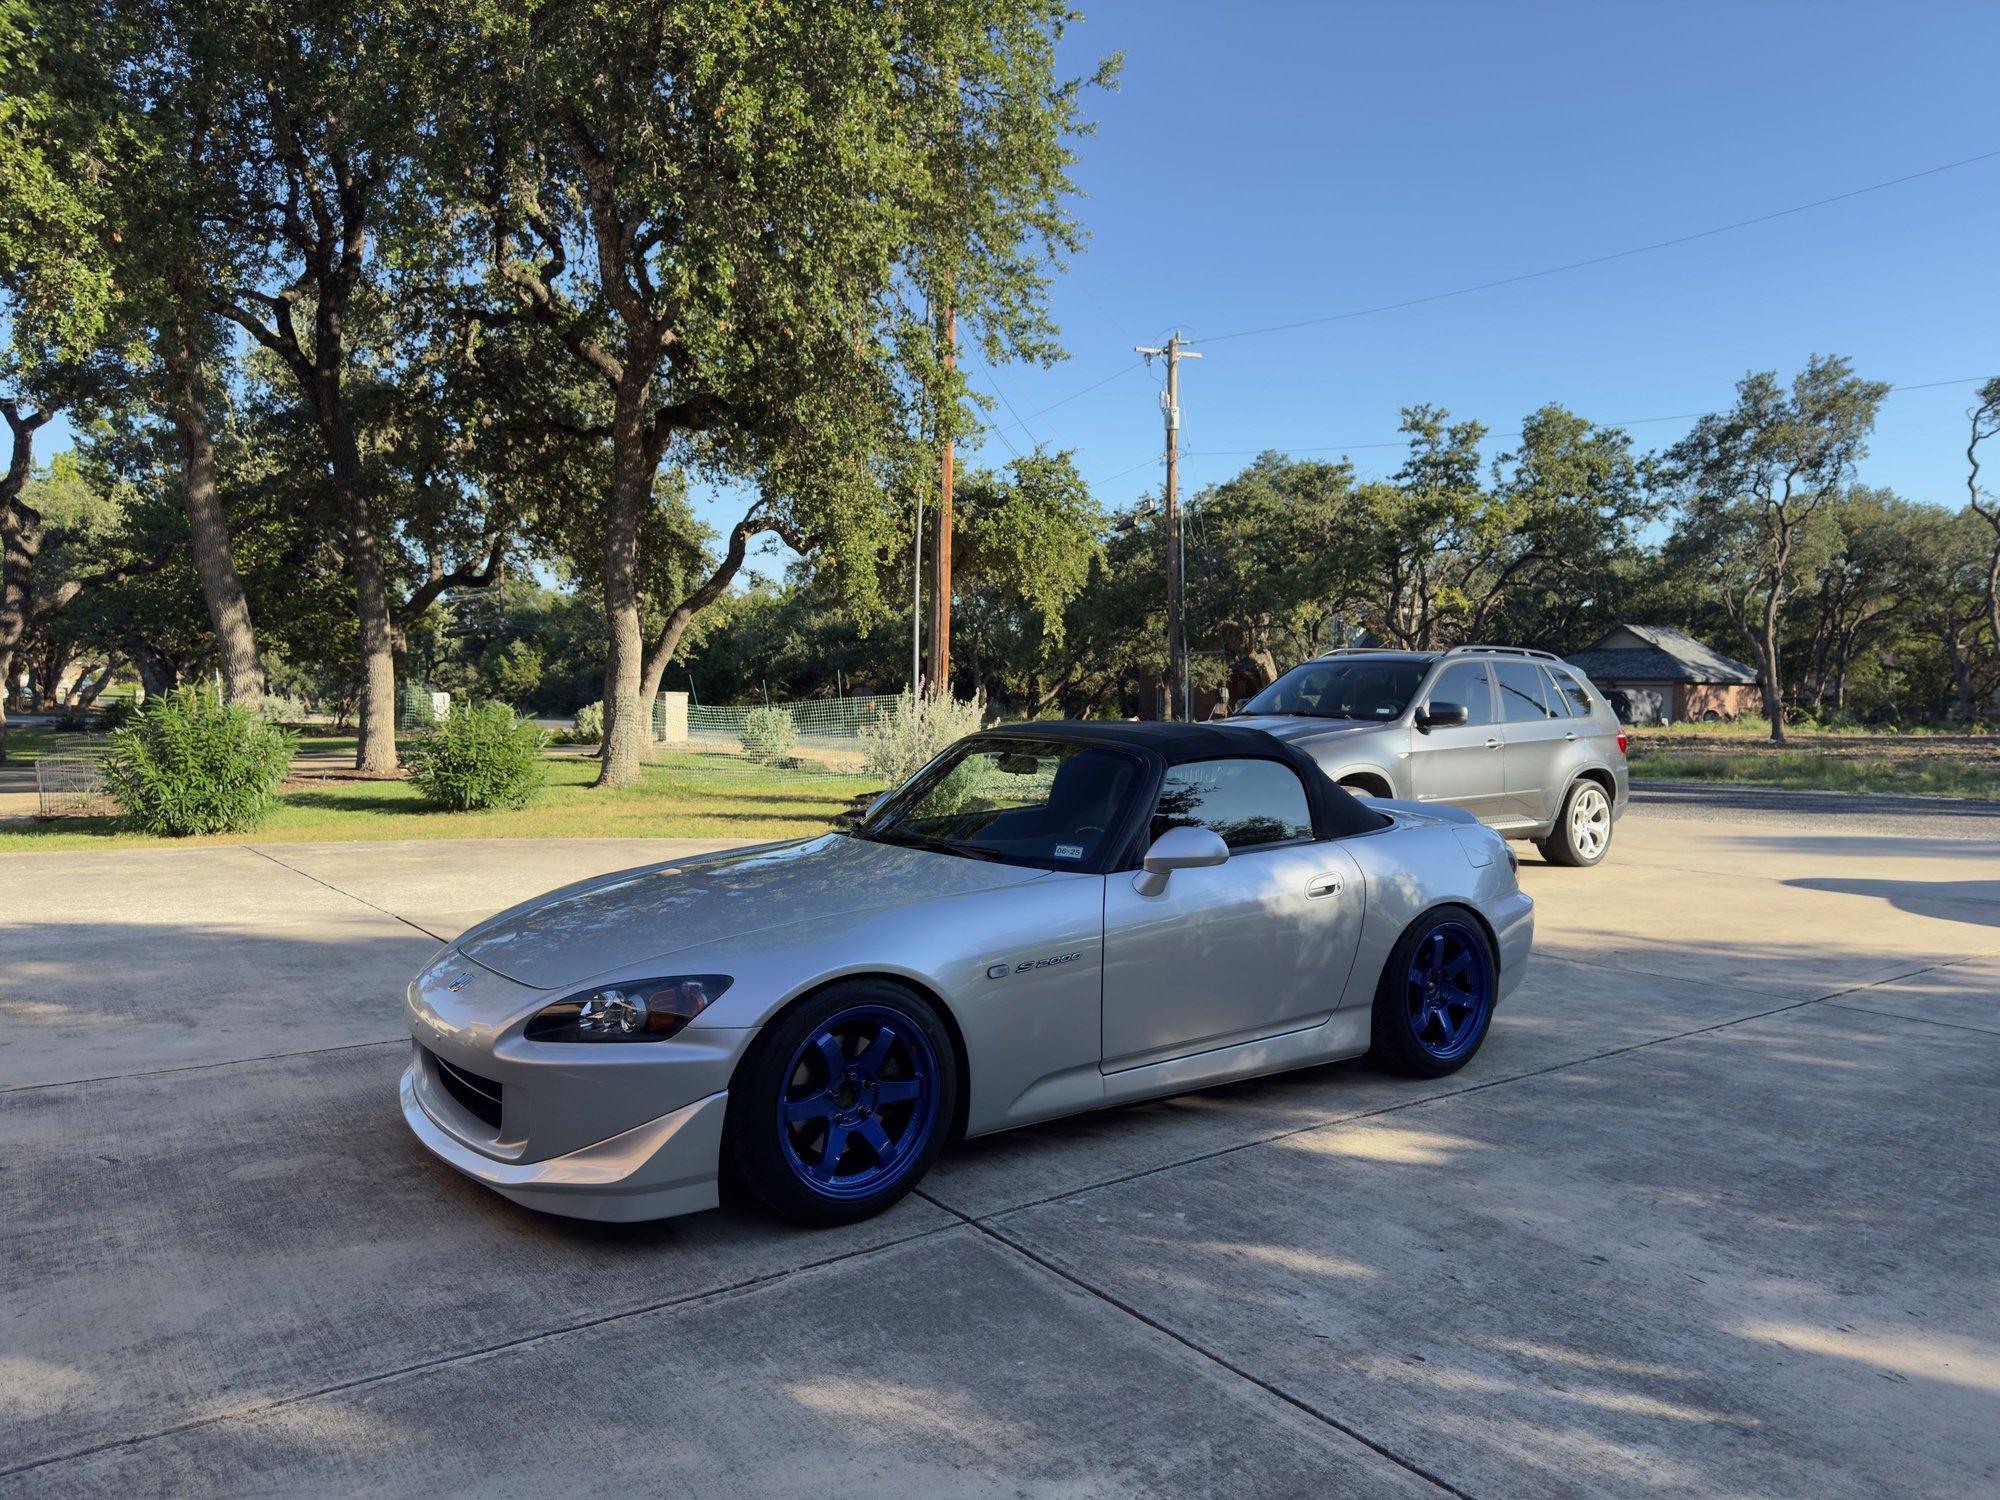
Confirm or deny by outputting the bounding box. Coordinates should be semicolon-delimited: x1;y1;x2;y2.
2;802;1995;1497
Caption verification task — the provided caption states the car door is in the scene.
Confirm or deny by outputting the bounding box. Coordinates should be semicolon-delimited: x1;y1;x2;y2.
1493;658;1566;820
1100;757;1366;1072
1407;660;1506;820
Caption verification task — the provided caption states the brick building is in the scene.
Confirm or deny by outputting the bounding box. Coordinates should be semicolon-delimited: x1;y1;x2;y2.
1565;624;1760;725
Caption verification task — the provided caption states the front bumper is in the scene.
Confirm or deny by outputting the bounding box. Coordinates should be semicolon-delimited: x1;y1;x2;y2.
400;1051;730;1223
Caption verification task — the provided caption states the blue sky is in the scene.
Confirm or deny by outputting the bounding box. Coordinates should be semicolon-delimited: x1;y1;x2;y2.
914;0;1999;563
40;1;2000;582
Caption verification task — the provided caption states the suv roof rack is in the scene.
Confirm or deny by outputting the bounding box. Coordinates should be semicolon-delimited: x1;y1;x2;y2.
1438;645;1563;663
1311;644;1564;663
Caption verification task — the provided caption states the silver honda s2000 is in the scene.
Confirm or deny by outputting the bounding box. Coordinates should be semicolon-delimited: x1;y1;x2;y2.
402;721;1534;1226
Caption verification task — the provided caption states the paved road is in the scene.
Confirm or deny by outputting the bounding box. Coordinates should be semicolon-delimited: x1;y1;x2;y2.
2;820;1996;1497
1631;778;2000;840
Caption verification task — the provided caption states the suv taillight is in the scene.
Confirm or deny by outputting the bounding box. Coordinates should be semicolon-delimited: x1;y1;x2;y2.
1616;731;1628;756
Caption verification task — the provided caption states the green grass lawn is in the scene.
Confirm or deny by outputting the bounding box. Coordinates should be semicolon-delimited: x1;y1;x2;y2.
1627;745;2000;799
0;747;881;852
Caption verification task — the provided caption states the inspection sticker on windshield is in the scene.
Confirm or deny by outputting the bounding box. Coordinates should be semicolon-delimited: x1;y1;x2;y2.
1053;843;1085;860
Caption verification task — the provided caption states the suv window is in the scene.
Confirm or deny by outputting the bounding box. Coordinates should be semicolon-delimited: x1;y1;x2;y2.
1495;660;1556;722
1151;758;1314;850
1548;667;1596;717
1426;662;1494;726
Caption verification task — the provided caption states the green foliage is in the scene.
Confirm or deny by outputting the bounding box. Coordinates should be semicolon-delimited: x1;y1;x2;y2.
482;639;545;705
738;706;798;763
103;687;296;835
404;701;550;812
567;700;604;744
861;689;986;788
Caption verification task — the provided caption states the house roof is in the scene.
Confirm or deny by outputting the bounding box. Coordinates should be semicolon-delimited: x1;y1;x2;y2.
1565;624;1757;685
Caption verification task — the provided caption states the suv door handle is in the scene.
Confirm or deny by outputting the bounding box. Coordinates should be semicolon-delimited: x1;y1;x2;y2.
1305;873;1344;899
1564;731;1579;742
1484;737;1503;750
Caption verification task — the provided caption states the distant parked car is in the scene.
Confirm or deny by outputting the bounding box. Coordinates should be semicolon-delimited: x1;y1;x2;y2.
1229;646;1629;867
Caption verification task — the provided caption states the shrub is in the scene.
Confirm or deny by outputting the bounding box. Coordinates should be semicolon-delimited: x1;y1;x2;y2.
404;700;551;811
103;688;297;836
260;692;311;725
860;688;985;789
560;699;604;745
739;705;798;763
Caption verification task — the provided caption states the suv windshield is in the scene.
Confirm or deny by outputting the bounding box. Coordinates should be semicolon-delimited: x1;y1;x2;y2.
1239;659;1428;721
856;737;1142;870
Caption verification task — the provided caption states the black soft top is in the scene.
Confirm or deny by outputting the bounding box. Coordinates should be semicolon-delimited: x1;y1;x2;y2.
977;719;1390;841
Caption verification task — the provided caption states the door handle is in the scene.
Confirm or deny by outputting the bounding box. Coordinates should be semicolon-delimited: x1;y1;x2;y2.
1305;873;1344;899
1484;738;1503;750
1564;731;1579;742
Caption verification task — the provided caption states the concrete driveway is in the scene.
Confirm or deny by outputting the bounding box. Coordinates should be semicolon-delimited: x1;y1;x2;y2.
2;803;1996;1497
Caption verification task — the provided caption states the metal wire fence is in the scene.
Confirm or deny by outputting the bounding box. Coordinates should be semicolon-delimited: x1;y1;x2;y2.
35;741;116;818
681;694;899;750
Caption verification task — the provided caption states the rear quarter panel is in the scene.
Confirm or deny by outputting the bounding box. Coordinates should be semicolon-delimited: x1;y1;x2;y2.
1333;816;1534;1013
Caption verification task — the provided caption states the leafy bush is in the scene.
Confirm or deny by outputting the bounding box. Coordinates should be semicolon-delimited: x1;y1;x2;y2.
739;705;798;763
860;689;985;789
404;701;551;811
260;692;311;725
103;688;297;836
557;699;604;745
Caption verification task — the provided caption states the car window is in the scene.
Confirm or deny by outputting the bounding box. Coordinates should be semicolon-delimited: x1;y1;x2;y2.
863;739;1141;869
1426;662;1494;726
1495;661;1556;722
1549;667;1596;717
1151;758;1314;850
1238;659;1427;720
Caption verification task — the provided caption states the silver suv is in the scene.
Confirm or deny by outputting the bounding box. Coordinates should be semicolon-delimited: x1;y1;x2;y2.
1228;646;1630;866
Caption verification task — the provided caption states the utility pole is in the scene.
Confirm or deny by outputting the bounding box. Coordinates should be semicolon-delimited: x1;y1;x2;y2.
924;304;956;693
1135;331;1200;719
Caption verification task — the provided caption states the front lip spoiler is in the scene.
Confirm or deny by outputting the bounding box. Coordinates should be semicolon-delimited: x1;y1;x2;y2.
400;1059;728;1223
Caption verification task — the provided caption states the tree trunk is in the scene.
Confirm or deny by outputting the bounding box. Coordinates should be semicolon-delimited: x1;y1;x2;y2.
123;632;180;698
324;413;400;774
596;401;652;789
169;341;265;711
0;403;50;765
76;655;121;710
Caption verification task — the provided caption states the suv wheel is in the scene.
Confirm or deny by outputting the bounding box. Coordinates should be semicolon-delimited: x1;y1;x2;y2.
1538;780;1613;867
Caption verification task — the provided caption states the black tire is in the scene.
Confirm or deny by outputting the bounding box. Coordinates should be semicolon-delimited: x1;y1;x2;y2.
1338;777;1388;799
1367;905;1499;1079
1539;778;1614;868
723;978;958;1227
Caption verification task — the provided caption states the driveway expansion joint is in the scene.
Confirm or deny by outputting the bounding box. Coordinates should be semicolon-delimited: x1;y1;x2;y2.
245;844;452;942
915;1188;1478;1499
0;1218;965;1484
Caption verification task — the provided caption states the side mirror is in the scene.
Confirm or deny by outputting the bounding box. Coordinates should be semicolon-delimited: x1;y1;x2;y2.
1132;825;1230;896
1416;701;1469;732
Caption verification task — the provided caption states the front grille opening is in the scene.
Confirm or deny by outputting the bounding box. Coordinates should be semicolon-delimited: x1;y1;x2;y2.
430;1049;503;1130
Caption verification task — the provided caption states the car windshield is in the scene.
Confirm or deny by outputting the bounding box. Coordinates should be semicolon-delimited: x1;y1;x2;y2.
1238;659;1428;721
856;738;1141;870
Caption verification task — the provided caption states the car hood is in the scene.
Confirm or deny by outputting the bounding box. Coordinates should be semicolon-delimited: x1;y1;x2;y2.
455;834;1050;990
1224;714;1387;742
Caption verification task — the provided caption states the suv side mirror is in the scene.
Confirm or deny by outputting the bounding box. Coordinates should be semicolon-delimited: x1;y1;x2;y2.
1133;825;1230;896
1415;701;1469;732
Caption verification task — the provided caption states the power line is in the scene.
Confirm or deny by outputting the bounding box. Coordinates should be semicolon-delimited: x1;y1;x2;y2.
1187;149;2000;348
1096;375;1991;480
990;359;1150;434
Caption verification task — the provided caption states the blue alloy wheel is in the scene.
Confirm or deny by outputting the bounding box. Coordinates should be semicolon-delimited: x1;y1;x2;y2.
1403;919;1493;1062
776;1004;940;1201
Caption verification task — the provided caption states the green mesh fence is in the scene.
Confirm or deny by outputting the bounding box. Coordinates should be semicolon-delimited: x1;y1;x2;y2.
682;694;899;750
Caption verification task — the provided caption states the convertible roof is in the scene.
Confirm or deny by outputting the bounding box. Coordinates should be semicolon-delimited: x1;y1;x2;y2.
977;719;1390;839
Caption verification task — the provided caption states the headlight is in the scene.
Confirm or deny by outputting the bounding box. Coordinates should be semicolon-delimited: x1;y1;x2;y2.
524;975;733;1043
